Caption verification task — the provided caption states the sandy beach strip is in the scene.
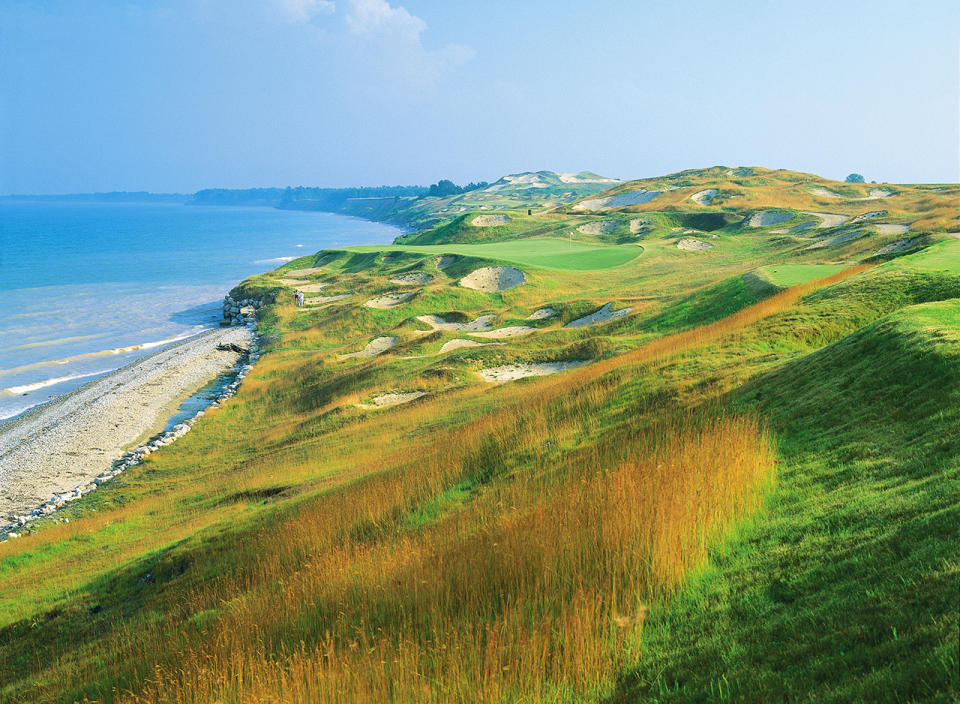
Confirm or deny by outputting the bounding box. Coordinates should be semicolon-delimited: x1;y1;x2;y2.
0;326;252;521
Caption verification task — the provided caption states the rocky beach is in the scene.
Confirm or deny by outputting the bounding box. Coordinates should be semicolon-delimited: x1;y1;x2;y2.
0;318;258;532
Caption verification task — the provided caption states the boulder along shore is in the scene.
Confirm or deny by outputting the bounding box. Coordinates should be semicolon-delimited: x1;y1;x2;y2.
0;297;265;534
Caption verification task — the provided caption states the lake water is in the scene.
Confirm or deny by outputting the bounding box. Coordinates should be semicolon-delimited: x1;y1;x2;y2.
0;201;400;421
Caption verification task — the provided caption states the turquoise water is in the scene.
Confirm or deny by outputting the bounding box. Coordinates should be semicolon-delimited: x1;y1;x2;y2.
0;200;400;421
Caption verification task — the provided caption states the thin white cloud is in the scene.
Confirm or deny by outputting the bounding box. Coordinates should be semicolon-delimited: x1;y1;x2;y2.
345;0;424;41
276;0;335;23
343;0;474;86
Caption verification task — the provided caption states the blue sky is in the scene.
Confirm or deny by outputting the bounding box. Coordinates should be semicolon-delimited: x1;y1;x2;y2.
1;0;958;193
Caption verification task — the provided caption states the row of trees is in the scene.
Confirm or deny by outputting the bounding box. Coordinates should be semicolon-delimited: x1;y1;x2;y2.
426;179;490;197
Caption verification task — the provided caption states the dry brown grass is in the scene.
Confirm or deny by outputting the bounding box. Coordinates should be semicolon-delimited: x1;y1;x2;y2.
113;415;773;704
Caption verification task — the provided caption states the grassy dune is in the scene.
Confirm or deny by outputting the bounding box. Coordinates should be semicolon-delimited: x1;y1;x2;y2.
1;174;957;703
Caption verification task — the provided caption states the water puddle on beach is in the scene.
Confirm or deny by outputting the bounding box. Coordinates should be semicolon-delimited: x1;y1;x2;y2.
162;368;240;434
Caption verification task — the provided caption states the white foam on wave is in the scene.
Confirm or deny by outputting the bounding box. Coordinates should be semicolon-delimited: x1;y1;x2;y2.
0;329;206;378
254;256;297;264
2;369;110;396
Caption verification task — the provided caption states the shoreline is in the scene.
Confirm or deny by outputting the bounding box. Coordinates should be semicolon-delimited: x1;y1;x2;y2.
0;323;257;532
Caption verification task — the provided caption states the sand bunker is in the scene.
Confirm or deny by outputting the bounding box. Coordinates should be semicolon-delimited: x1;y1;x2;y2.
558;173;619;184
850;210;888;223
810;187;843;199
772;220;818;235
527;307;557;320
873;224;909;235
438;339;502;354
577;220;619;235
304;293;351;306
435;255;456;269
390;272;433;285
279;278;311;287
468;326;535;339
806;229;867;249
359;392;427;409
285;267;326;277
629;218;650;234
471;214;512;227
342;336;397;359
417;314;495;332
802;212;849;228
866;188;893;199
676;238;713;251
871;237;920;256
690;188;718;205
478;361;589;383
573;189;661;212
364;290;420;309
565;302;631;328
746;211;794;227
296;283;329;293
459;266;526;292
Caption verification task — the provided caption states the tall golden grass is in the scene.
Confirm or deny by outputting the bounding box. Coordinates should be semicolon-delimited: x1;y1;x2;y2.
114;414;773;704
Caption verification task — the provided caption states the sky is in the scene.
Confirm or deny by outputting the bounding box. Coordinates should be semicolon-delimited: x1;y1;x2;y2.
1;0;958;193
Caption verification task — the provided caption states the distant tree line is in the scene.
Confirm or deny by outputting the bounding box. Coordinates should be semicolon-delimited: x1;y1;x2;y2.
191;185;428;208
426;179;489;197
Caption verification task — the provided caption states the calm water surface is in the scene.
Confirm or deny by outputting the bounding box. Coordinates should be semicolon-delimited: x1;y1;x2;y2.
0;201;400;421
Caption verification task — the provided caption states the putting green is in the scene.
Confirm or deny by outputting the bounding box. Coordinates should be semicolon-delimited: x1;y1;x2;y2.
346;237;643;271
754;263;845;287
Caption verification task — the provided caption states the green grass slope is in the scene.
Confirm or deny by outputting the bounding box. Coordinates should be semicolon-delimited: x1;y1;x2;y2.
611;254;960;703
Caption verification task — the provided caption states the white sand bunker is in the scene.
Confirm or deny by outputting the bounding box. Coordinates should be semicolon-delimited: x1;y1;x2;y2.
417;314;495;332
873;224;909;235
577;220;619;235
677;238;713;251
865;188;893;199
436;255;456;269
772;220;817;235
459;266;526;292
806;229;867;249
850;210;888;223
279;278;312;287
565;302;631;328
439;339;502;354
871;237;920;256
305;293;351;306
629;218;650;234
358;392;427;409
690;188;718;205
285;267;326;277
390;272;433;285
296;283;329;293
802;212;849;229
342;336;397;359
527;307;557;320
469;326;535;339
364;290;420;309
573;189;661;212
478;360;589;383
746;211;794;227
471;214;512;227
809;187;843;199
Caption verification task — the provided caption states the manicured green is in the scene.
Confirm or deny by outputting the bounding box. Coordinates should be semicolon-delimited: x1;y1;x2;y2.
753;262;846;287
346;237;644;270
